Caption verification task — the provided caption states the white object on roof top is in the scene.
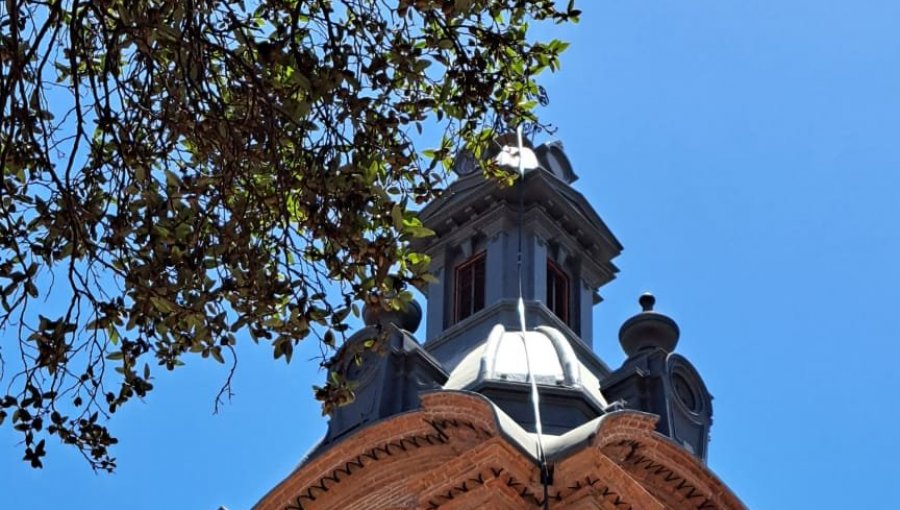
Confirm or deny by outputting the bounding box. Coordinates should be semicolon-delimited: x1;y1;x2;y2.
493;145;540;171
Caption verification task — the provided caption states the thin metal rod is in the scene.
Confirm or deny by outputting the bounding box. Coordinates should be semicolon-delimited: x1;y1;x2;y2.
513;124;550;510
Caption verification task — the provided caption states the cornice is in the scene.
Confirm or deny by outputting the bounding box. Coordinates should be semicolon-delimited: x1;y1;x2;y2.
254;391;747;510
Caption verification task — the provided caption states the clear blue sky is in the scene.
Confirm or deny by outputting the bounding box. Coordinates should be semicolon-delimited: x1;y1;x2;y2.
4;1;900;508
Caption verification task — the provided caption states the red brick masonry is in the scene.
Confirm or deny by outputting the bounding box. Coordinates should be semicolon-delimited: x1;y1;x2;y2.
255;392;746;510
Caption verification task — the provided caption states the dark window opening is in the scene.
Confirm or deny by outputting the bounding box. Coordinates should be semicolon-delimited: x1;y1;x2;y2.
455;252;486;322
547;259;569;324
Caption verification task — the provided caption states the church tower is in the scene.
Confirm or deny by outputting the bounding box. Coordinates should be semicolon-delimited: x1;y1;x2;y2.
254;138;746;510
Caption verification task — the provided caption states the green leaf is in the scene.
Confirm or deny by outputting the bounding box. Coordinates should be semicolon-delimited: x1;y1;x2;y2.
391;203;404;230
108;326;119;346
403;226;435;238
149;297;175;313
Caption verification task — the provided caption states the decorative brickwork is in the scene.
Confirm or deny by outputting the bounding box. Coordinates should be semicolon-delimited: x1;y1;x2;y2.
254;392;745;510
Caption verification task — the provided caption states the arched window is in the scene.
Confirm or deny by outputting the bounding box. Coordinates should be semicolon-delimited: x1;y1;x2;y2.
546;259;569;324
455;252;486;322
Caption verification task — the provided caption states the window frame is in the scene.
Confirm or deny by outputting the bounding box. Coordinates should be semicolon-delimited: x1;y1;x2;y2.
546;258;570;324
454;251;487;323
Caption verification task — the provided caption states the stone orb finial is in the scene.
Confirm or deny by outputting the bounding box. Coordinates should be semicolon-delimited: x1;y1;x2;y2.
639;292;656;312
362;299;423;333
618;293;680;357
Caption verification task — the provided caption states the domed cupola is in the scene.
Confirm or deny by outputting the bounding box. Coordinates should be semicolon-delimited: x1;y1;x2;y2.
480;325;580;386
444;324;609;435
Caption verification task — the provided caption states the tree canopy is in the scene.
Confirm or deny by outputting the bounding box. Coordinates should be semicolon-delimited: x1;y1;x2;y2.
0;0;579;470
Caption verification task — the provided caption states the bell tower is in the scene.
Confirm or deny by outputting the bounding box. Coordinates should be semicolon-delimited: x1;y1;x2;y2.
413;138;622;374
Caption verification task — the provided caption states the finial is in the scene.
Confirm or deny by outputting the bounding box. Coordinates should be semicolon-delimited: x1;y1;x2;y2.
618;292;680;357
639;293;655;312
363;299;422;333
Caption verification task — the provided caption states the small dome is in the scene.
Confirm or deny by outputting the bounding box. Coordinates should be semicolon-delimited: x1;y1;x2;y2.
445;324;581;389
492;330;564;383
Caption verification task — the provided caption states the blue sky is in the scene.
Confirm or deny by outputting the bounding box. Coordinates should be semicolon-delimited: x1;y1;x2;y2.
4;1;900;508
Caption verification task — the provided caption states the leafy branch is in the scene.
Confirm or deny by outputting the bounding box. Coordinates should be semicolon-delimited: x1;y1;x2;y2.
0;0;579;470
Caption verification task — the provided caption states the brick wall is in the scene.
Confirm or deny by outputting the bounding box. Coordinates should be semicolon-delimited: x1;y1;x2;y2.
254;391;746;510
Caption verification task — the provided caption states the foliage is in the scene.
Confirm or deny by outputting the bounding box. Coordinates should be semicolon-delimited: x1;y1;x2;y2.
0;0;579;470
